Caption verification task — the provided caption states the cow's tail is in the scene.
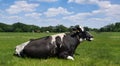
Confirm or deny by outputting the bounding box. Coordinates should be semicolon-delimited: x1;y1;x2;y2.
14;41;30;57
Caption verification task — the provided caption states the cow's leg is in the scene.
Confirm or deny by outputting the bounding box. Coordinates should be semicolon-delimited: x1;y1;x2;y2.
59;51;74;60
67;56;74;60
68;51;75;60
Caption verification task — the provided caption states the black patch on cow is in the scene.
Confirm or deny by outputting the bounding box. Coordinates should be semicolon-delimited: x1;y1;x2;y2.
23;36;56;58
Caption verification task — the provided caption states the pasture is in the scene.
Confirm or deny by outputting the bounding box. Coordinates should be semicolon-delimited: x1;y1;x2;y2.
0;32;120;66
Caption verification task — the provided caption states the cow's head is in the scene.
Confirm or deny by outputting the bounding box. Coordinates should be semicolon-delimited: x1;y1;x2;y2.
73;25;94;41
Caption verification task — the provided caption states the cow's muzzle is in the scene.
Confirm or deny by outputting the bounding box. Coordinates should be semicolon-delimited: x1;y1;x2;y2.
86;36;94;41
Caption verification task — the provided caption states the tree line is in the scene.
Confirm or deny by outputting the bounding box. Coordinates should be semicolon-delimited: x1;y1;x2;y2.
99;22;120;32
0;22;40;32
0;22;71;32
0;22;120;32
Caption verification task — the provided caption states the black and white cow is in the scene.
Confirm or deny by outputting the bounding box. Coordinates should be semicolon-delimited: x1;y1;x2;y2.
14;25;93;60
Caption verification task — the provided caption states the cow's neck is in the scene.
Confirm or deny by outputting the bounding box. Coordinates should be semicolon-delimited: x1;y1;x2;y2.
70;32;81;43
70;32;81;53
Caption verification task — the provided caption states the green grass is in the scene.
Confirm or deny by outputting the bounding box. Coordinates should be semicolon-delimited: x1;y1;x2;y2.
0;32;120;66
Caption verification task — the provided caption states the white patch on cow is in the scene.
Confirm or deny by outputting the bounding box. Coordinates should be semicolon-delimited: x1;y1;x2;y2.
51;33;65;47
79;25;84;31
90;38;94;41
15;41;30;56
67;56;74;60
79;38;83;42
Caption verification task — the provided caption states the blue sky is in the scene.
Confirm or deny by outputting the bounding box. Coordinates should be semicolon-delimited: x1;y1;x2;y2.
0;0;120;28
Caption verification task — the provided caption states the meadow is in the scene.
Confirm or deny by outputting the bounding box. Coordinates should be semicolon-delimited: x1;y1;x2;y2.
0;32;120;66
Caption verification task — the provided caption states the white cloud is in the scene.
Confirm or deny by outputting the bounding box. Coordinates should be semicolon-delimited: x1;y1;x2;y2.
6;1;39;14
97;1;111;9
21;0;57;2
68;0;120;16
92;1;120;19
36;0;57;2
0;9;3;13
67;0;120;22
43;18;61;23
68;0;99;4
44;7;73;17
7;16;22;20
67;0;112;8
63;0;120;28
0;14;22;23
0;14;4;18
63;12;91;22
1;0;120;28
25;12;42;19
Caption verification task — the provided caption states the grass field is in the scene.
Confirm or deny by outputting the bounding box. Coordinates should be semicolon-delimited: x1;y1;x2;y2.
0;32;120;66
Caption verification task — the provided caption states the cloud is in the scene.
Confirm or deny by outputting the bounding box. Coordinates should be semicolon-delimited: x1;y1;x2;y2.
92;1;120;19
44;7;74;17
20;0;57;2
68;0;99;4
35;0;57;2
6;1;39;14
63;12;92;22
63;0;120;28
68;0;120;16
0;14;22;24
97;1;111;9
25;12;42;19
7;16;22;20
67;0;120;22
1;0;120;28
67;0;112;8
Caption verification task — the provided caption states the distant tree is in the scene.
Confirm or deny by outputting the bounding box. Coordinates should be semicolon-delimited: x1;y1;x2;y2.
0;28;3;32
30;25;40;32
1;22;120;32
54;25;68;32
0;23;13;32
0;23;7;32
84;26;90;31
92;28;99;32
12;22;40;32
68;26;74;32
99;22;120;32
40;27;50;32
5;25;14;32
47;26;54;32
14;28;23;32
114;22;120;32
12;22;26;32
40;25;69;33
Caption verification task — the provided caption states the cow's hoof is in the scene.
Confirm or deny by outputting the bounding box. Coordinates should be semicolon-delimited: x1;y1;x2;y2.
67;56;74;60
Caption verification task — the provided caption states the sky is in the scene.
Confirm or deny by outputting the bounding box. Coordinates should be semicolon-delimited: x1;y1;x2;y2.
0;0;120;28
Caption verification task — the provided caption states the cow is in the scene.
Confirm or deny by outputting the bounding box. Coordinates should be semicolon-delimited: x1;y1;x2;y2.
14;25;93;60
